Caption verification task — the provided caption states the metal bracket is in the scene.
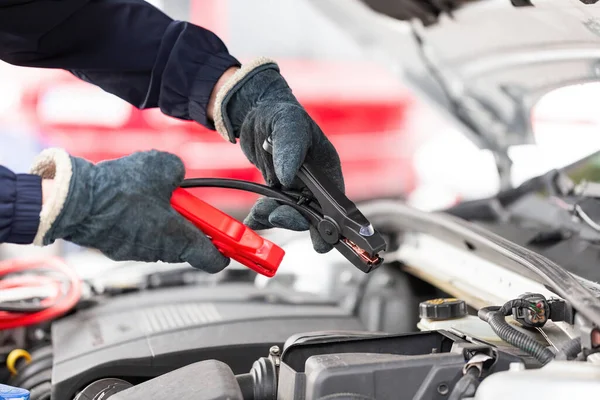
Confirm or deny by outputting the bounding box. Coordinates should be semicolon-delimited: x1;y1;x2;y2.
463;353;494;377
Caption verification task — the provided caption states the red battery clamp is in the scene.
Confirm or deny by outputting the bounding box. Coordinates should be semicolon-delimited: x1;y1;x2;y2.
170;188;284;277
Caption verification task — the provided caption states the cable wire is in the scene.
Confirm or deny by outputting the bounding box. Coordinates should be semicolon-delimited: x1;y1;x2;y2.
479;300;555;365
0;257;82;330
0;275;62;313
181;178;323;223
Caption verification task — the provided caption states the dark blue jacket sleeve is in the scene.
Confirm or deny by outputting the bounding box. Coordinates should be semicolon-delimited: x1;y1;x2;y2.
0;166;42;244
0;0;240;129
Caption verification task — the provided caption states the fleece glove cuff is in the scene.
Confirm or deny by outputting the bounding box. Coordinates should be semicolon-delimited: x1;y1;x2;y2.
30;148;74;246
213;57;279;143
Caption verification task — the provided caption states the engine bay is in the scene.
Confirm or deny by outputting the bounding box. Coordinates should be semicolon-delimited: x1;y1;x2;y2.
0;270;544;400
2;206;600;400
1;259;438;400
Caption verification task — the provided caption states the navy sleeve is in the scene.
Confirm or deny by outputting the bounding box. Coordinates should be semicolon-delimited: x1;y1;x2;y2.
0;0;240;129
0;166;42;244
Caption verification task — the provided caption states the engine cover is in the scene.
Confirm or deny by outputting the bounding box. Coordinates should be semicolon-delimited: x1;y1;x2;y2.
50;283;363;400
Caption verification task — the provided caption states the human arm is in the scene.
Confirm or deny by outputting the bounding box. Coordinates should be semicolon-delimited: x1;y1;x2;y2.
0;0;345;252
0;0;240;128
1;151;229;273
0;166;42;244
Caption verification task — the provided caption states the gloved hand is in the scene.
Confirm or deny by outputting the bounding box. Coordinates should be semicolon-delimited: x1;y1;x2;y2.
30;149;229;273
212;58;345;253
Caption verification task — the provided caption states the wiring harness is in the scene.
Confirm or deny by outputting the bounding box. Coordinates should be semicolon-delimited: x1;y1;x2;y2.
479;298;555;365
478;293;580;365
0;257;82;330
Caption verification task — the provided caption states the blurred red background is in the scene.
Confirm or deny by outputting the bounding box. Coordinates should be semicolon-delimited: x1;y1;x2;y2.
0;0;420;215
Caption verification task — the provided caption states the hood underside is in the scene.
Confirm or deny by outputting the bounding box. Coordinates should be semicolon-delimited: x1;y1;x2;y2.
311;0;600;154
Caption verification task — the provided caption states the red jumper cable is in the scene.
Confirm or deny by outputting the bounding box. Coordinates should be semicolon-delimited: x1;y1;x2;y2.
0;257;82;330
171;188;284;277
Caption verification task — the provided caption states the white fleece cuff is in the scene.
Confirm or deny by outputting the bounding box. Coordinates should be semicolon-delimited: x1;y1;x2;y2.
213;57;278;142
29;148;73;246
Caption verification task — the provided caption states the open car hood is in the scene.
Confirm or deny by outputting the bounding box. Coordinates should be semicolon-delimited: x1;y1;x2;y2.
310;0;600;158
305;0;600;336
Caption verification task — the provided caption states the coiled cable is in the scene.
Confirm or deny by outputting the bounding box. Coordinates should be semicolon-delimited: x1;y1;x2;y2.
0;257;82;330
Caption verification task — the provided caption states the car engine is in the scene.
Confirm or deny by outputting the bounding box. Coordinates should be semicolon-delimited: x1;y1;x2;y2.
0;256;444;400
103;329;527;400
4;175;600;400
3;248;599;400
50;284;363;399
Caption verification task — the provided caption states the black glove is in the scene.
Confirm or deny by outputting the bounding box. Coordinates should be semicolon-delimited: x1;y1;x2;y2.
212;58;345;253
30;149;229;273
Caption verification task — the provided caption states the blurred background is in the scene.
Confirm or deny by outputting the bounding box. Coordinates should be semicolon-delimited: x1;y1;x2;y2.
2;0;600;263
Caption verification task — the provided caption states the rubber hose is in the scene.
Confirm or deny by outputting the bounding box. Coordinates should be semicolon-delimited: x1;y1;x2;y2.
236;373;255;400
448;367;480;400
9;354;53;388
16;368;51;394
478;307;555;365
10;345;52;383
29;381;51;400
556;337;582;360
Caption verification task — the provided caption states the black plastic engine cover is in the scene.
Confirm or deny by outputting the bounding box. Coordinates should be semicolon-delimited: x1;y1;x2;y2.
51;283;363;400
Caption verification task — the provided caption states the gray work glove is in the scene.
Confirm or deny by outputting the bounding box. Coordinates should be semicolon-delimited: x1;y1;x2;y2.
212;58;345;253
30;149;229;273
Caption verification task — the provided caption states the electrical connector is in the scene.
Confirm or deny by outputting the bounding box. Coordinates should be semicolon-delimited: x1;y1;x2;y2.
512;293;549;328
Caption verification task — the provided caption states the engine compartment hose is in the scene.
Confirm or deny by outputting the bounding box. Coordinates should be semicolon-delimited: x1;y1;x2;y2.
555;337;582;360
8;346;53;389
235;357;278;400
479;300;555;365
236;373;255;400
448;367;480;400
